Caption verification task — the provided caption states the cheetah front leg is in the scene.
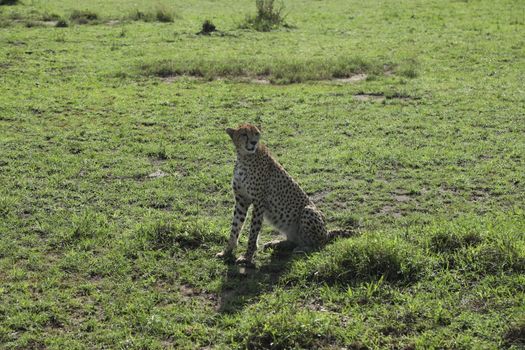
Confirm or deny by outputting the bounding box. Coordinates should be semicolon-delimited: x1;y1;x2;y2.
216;196;250;261
235;203;264;266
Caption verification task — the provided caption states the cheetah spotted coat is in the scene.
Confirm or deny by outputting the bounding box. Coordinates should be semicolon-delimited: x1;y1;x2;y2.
217;124;330;265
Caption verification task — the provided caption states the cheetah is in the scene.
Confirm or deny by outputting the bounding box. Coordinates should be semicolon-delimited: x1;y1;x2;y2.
216;123;349;266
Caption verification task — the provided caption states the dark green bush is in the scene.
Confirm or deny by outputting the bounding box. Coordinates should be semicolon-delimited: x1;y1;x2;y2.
240;0;288;32
198;19;216;35
0;0;20;6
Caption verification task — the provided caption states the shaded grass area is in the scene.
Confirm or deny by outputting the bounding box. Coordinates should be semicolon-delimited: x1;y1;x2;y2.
0;0;19;5
140;56;390;84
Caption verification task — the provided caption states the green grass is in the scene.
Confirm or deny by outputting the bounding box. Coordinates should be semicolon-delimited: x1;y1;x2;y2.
1;0;524;349
240;0;290;32
140;55;386;83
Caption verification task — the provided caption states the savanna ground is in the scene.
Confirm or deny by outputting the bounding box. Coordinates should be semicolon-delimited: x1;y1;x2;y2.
0;0;524;349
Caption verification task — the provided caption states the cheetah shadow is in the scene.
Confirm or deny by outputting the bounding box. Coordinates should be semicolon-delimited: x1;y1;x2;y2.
217;249;298;313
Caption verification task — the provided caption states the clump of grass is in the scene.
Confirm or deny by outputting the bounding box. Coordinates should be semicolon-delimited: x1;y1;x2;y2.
55;19;68;28
69;9;99;25
50;211;110;248
288;233;427;285
155;6;175;23
236;301;342;349
0;0;20;6
504;319;525;348
24;20;44;28
0;196;15;218
429;230;482;253
198;19;216;35
140;56;383;84
462;242;525;275
137;220;222;251
398;59;419;78
127;6;177;23
240;0;289;32
8;10;21;20
128;9;155;22
41;12;62;22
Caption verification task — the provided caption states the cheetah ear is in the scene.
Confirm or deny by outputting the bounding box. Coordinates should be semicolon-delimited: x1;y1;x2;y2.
225;128;235;138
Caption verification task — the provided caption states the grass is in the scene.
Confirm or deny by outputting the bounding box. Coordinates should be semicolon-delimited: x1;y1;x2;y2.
127;6;177;23
240;0;289;32
0;0;524;348
69;10;99;25
140;56;386;83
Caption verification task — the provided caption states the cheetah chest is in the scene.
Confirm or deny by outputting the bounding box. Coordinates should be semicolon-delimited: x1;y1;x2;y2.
232;163;260;200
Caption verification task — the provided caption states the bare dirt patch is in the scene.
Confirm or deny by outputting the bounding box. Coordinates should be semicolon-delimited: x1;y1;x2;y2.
354;93;385;102
147;169;167;179
180;285;218;305
394;194;411;202
310;190;330;203
379;205;402;218
250;78;271;84
333;73;367;83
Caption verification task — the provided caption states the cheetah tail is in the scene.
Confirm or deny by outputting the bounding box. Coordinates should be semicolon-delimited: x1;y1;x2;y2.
326;229;355;243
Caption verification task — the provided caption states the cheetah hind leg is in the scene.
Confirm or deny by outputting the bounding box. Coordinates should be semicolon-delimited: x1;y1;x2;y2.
297;205;328;250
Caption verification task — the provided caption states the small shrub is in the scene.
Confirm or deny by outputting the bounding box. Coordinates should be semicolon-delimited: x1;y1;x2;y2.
0;0;20;6
70;10;99;25
55;19;68;28
155;6;174;23
198;19;216;35
241;0;288;32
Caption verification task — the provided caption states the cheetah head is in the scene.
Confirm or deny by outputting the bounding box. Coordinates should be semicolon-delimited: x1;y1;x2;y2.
226;124;261;155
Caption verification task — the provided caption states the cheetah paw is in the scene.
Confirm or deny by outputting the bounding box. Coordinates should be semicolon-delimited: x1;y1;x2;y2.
235;255;255;268
216;250;235;262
